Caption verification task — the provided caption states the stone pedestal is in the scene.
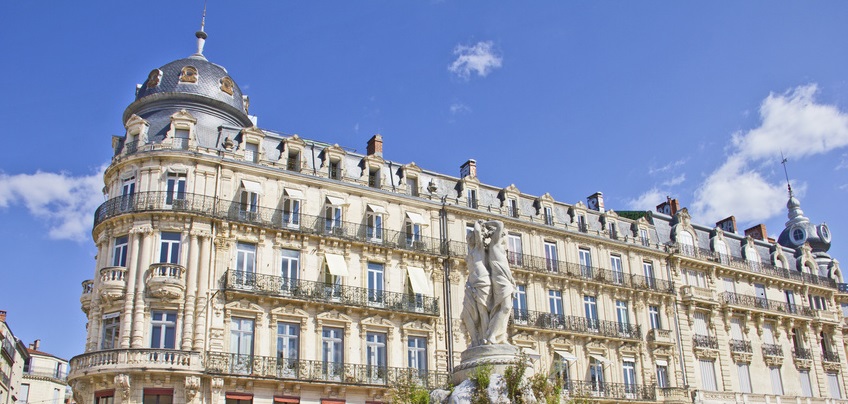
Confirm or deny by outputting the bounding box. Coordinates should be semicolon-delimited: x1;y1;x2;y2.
451;344;520;385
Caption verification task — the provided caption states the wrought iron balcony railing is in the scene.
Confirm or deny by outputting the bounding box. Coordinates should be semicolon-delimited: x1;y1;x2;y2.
554;379;656;401
729;339;752;353
793;348;813;360
693;335;718;350
822;350;840;363
225;270;439;316
511;310;641;340
762;344;783;357
205;353;448;390
719;292;815;317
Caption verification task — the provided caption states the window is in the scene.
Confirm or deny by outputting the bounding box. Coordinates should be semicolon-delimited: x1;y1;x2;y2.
277;323;299;376
786;290;797;312
286;151;301;171
322;327;344;379
608;222;618;239
616;300;629;330
280;249;299;291
640;228;649;246
513;285;527;322
53;389;60;404
842;303;848;318
770;366;784;395
282;198;300;228
507;234;523;266
143;389;173;404
165;173;186;206
685;269;707;288
643;261;656;288
159;233;181;275
366;209;383;241
723;278;735;293
699;359;717;391
407;177;419;196
121;177;135;210
240;189;259;220
19;384;29;404
754;284;767;307
714;240;729;264
693;312;709;336
809;294;827;310
235;242;256;284
730;318;744;341
405;220;422;248
366;332;387;381
737;363;752;393
94;391;114;404
408;337;427;374
677;231;695;255
367;262;384;305
648;306;661;330
763;322;775;344
610;255;624;285
544;206;554;225
150;311;176;349
230;317;254;374
579;248;592;277
544;241;559;272
577;215;587;232
244;142;259;163
656;363;669;388
589;358;604;391
101;313;120;349
507;198;518;218
622;361;637;395
745;246;760;270
549;290;564;316
328;160;341;180
800;370;813;397
554;355;571;388
368;168;380;188
174;128;190;149
113;236;128;267
584;295;598;330
828;372;842;399
325;205;343;233
466;188;477;209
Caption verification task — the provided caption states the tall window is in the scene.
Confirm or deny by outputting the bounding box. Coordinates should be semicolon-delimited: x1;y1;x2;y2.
113;236;128;267
544;206;554;225
723;278;736;293
407;177;419;197
615;300;629;330
121;177;135;210
610;255;623;284
322;327;344;379
579;248;592;278
714;240;729;264
643;261;656;288
648;306;661;330
737;363;752;393
513;285;527;322
244;142;259;163
230;317;254;374
544;241;558;272
174;128;190;149
549;290;564;316
577;215;587;232
150;311;176;349
745;246;760;271
800;370;813;397
280;249;299;291
165;173;186;206
809;295;827;310
699;359;717;391
622;361;637;395
367;262;384;304
828;373;842;399
507;234;523;266
685;269;707;288
101;313;120;349
366;209;384;241
240;190;259;220
408;337;427;374
236;242;256;284
677;231;694;255
159;233;181;276
282;198;300;228
656;363;669;388
142;389;173;404
366;332;387;380
19;384;30;404
466;188;477;209
325;205;343;233
693;312;709;336
589;358;604;391
328;160;341;180
405;220;422;248
770;366;784;395
507;198;518;218
277;323;299;376
754;284;767;306
730;317;744;342
584;295;598;330
368;168;380;188
640;228;650;246
608;222;618;239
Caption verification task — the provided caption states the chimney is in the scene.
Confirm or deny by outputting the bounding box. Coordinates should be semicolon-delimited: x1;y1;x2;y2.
745;224;768;241
716;216;737;234
587;192;605;212
0;310;5;322
460;159;477;179
366;134;383;157
656;197;679;216
30;339;40;351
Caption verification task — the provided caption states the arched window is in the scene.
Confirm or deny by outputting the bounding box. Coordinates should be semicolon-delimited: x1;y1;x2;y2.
678;231;695;256
714;240;729;264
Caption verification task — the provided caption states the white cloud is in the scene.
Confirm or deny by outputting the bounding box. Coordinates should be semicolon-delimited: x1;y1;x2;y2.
693;84;848;224
661;173;686;187
450;102;471;115
626;187;668;211
0;165;106;242
837;153;848;170
648;158;687;175
448;41;502;79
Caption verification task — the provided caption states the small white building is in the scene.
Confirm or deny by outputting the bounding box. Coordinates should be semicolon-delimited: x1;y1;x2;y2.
20;340;69;404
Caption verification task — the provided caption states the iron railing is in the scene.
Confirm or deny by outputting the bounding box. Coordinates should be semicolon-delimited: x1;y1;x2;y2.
793;348;813;360
719;292;815;317
205;353;448;390
729;339;752;353
693;335;718;350
225;270;439;316
762;344;783;357
822;350;840;363
555;379;656;401
511;310;641;340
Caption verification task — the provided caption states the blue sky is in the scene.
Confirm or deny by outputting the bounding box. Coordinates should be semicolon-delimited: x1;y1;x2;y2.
1;2;847;360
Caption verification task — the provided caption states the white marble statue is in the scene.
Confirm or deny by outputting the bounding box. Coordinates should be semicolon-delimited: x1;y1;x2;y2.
460;220;516;347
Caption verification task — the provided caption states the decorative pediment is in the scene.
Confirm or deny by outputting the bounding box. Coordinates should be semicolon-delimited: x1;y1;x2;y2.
617;343;639;358
538;192;555;205
584;340;606;355
402;320;434;338
671;208;697;244
270;305;309;326
509;332;537;349
225;300;264;322
500;184;520;201
322;144;347;163
170;109;197;124
317;310;353;331
403;162;422;176
284;134;307;150
240;126;265;145
361;315;395;333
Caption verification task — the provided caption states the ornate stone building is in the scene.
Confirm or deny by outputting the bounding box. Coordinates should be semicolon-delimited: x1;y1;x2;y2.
69;29;847;404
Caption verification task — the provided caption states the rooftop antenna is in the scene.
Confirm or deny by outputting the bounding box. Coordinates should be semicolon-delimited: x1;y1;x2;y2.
194;0;208;58
780;150;793;197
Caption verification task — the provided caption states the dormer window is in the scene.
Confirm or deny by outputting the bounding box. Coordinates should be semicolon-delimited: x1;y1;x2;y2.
286;151;301;172
244;142;259;163
179;66;198;83
329;160;341;180
466;188;478;209
507;198;518;218
639;228;650;246
577;215;587;233
174;128;190;150
368;167;381;189
544;206;554;226
407;177;419;197
609;222;618;240
677;231;695;256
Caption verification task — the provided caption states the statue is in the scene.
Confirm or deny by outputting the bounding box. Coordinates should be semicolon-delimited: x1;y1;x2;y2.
460;220;515;347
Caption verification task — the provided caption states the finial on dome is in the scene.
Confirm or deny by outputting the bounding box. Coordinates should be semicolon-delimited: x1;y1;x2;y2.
781;151;793;198
193;0;208;59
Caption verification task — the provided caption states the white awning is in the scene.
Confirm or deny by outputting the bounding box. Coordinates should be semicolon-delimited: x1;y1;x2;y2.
284;188;304;199
367;204;387;214
324;253;348;277
326;195;347;206
555;350;577;362
656;359;668;366
622;356;636;362
241;180;263;195
407;266;430;295
589;354;610;364
406;212;427;225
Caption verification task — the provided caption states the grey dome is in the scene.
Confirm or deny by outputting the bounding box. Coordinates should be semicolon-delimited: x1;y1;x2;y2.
135;55;246;113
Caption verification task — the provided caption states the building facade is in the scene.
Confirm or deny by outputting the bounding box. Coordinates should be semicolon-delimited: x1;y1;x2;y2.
1;311;32;404
21;340;70;404
69;31;847;404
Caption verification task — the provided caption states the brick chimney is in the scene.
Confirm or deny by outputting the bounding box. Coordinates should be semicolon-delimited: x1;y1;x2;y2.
656;197;679;216
0;310;5;322
366;134;383;157
744;224;768;241
460;159;477;179
716;216;737;234
587;192;605;212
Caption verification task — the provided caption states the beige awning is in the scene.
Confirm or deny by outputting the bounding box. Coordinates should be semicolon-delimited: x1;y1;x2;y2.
367;204;387;214
589;354;610;364
325;253;348;277
326;195;347;206
407;266;430;295
241;180;263;195
555;350;577;362
406;212;426;225
284;188;304;199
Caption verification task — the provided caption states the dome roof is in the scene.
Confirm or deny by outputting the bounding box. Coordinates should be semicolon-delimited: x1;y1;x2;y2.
135;55;246;113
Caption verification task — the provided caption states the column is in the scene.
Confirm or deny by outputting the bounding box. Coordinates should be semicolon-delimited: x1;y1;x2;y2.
193;235;212;351
182;232;200;350
120;231;141;349
131;229;154;348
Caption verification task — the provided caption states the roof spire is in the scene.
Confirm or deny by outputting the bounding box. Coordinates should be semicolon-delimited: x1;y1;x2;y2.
193;0;208;59
780;150;793;198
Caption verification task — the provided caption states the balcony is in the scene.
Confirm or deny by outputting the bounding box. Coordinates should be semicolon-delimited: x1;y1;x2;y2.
729;339;752;353
680;285;716;305
23;367;68;383
69;349;204;378
511;310;641;340
146;264;186;300
658;387;690;403
80;280;94;311
224;270;439;316
205;353;449;390
719;291;814;317
99;266;127;302
557;379;656;401
762;343;783;366
646;328;674;345
793;348;813;369
822;350;840;363
693;335;718;350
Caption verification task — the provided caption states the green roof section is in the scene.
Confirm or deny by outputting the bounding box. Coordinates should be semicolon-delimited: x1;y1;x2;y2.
616;211;649;221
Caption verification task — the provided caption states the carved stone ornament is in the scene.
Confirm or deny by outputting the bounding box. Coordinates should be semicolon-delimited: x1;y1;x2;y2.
146;69;162;88
823;361;842;372
185;376;201;403
223;137;234;150
731;351;753;364
71;380;90;404
220;76;235;95
114;373;131;400
180;66;198;83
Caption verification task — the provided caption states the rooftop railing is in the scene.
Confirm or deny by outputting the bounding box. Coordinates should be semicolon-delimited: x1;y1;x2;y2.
511;310;641;340
719;291;815;317
224;270;439;316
